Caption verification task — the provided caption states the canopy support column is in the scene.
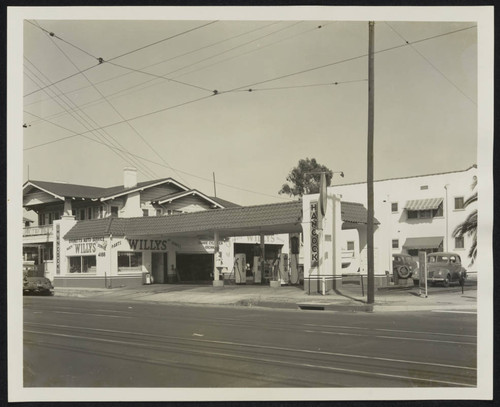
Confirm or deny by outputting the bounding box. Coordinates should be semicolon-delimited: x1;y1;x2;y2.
213;231;224;287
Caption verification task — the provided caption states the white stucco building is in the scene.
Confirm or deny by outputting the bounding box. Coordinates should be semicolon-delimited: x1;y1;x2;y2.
331;165;478;274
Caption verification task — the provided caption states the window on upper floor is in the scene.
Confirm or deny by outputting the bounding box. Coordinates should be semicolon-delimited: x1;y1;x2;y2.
111;206;119;217
407;203;443;220
420;185;428;190
455;197;465;210
392;239;399;249
455;237;464;249
391;202;398;212
347;241;355;251
142;209;149;217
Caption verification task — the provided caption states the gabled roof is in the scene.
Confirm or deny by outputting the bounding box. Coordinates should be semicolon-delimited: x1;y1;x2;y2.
64;200;376;240
153;189;225;209
23;178;190;201
23;180;105;200
100;178;189;201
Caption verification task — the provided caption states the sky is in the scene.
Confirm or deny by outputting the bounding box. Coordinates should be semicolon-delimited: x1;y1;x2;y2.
21;12;478;208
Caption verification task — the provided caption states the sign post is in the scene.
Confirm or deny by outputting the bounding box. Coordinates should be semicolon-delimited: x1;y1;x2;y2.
418;251;428;298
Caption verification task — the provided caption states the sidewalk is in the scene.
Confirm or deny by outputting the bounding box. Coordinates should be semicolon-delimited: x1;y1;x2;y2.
53;281;477;313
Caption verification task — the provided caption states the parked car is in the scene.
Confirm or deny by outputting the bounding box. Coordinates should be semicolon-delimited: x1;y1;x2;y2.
392;254;418;279
23;275;54;296
427;252;467;287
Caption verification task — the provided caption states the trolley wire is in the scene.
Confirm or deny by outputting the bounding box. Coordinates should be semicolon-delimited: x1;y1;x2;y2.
24;25;477;153
23;66;159;180
37;26;189;183
105;60;214;94
221;24;477;94
23;109;292;202
172;22;329;81
24;59;159;180
106;21;218;63
384;22;476;106
164;21;303;79
233;78;367;93
24;21;279;114
24;20;218;98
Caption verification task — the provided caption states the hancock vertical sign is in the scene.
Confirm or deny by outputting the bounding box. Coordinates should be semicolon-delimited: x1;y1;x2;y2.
56;223;60;274
310;202;319;267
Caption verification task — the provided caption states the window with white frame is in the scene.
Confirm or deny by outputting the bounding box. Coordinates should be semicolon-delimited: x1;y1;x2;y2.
69;256;96;273
142;209;149;217
392;239;399;249
455;237;465;249
347;241;355;251
391;202;398;212
118;252;142;271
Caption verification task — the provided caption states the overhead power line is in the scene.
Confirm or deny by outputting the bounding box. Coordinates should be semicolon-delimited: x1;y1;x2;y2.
222;24;477;94
24;93;215;151
105;60;214;93
234;78;367;92
37;24;188;183
164;21;303;79
24;58;159;179
384;22;477;106
106;21;218;63
24;24;476;153
172;22;330;82
24;21;280;114
23;109;291;202
24;20;218;98
24;64;159;180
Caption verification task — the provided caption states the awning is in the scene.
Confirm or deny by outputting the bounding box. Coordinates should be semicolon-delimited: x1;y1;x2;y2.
403;236;443;249
405;198;443;211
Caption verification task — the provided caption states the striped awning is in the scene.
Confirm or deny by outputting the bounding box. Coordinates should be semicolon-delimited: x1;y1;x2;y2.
405;198;443;211
403;236;443;249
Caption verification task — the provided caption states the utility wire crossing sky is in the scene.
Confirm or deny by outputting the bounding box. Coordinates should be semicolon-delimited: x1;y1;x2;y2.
23;19;478;206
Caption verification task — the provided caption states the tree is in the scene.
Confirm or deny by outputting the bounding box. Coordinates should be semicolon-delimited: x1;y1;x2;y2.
279;158;334;197
452;178;477;263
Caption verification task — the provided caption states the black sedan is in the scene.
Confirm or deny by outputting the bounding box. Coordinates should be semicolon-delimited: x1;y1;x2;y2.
23;276;54;296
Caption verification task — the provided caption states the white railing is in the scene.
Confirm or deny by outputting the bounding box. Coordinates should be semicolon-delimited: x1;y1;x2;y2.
23;225;53;237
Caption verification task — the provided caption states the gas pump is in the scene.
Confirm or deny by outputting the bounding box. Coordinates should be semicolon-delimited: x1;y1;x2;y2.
289;235;300;285
279;253;289;284
234;253;246;284
253;256;262;284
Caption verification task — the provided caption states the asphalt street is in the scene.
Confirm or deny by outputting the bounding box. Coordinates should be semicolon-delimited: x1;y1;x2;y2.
24;296;476;388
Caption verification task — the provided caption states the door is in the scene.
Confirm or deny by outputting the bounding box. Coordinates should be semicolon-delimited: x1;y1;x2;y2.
152;252;167;284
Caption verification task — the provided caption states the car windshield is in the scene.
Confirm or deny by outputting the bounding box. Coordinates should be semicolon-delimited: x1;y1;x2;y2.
429;255;448;263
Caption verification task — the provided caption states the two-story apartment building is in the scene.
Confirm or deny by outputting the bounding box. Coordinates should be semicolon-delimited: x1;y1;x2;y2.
331;165;478;274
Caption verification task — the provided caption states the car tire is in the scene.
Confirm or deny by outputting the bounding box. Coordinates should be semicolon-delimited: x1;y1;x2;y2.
397;266;411;279
443;275;450;287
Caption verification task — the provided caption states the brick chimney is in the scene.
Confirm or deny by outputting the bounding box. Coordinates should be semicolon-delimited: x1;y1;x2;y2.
123;167;137;189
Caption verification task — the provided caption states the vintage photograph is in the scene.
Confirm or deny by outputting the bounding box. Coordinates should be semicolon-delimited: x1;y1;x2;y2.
8;5;493;402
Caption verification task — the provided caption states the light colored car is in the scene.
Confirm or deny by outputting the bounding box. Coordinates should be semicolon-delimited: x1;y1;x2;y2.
427;252;467;287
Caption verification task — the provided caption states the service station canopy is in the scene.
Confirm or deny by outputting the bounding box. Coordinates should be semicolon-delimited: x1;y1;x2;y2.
64;200;372;241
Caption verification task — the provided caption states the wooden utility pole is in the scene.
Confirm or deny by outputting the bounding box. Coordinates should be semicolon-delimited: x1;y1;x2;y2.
367;21;375;304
